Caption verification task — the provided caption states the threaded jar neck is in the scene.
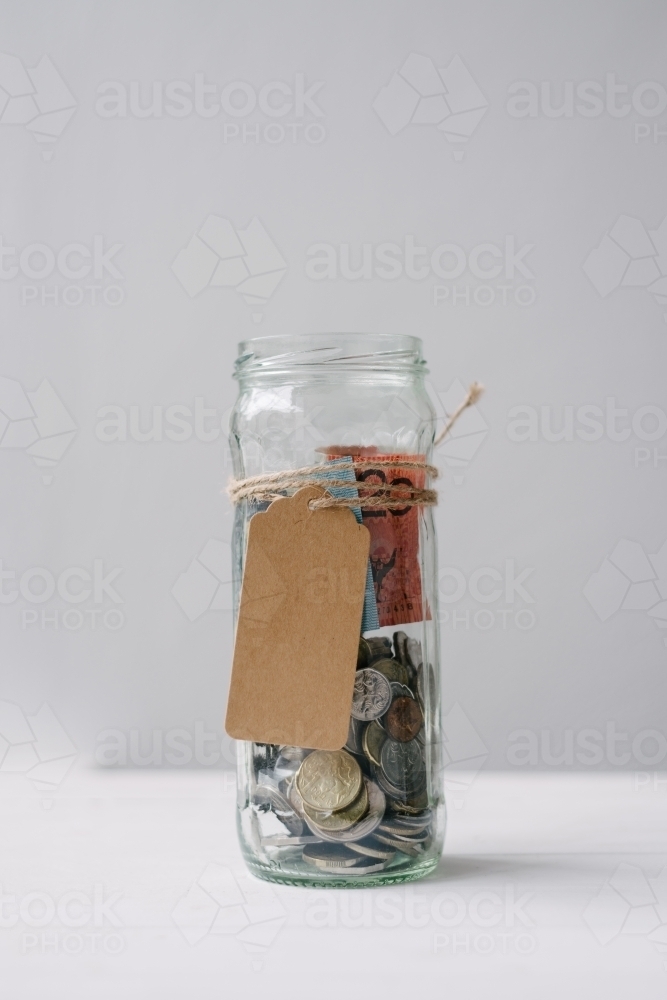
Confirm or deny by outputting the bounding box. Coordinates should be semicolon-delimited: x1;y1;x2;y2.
234;333;427;385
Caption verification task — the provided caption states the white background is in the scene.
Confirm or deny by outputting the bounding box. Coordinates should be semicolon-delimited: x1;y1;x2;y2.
1;2;667;994
2;0;666;771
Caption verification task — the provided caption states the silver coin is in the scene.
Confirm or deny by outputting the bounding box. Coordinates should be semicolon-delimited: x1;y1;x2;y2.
253;785;304;836
278;745;311;762
347;838;396;860
252;783;292;813
405;637;422;671
375;767;426;801
383;810;432;830
378;822;430;842
304;778;386;843
348;857;389;874
302;843;361;869
372;832;425;858
261;834;323;847
393;631;408;666
274;755;303;782
352;668;392;721
287;778;308;820
380;738;425;787
345;716;365;754
256;768;281;791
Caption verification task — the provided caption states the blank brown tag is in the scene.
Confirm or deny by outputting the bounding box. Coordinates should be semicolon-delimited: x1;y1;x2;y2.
225;485;371;750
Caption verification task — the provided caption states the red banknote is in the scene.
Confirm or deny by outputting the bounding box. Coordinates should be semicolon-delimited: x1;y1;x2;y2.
324;447;429;628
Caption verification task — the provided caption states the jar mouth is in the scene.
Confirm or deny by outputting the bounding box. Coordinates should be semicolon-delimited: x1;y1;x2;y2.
234;333;427;378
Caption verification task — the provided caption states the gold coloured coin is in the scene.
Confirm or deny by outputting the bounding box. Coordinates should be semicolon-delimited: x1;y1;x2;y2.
303;782;369;832
296;749;362;812
303;778;385;844
362;720;386;766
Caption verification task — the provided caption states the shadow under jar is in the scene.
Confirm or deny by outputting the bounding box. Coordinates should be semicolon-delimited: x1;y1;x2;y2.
229;333;444;887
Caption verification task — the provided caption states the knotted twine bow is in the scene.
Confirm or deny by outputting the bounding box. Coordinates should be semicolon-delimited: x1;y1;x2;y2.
227;382;484;511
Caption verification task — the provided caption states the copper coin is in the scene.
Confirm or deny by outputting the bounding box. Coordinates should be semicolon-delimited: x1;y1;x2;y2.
385;697;423;742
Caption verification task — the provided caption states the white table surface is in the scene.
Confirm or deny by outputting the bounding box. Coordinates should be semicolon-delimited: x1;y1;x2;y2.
1;769;666;998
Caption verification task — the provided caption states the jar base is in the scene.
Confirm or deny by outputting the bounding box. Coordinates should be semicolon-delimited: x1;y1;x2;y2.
242;854;439;889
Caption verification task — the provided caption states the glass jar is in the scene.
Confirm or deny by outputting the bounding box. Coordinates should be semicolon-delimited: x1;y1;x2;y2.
228;333;444;886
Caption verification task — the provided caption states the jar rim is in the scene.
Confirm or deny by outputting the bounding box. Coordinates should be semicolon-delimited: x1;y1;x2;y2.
234;332;426;378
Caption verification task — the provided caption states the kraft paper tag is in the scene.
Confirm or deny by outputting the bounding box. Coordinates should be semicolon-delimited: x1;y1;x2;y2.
225;485;370;750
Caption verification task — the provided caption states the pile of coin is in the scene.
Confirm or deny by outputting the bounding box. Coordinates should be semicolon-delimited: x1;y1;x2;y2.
251;631;436;875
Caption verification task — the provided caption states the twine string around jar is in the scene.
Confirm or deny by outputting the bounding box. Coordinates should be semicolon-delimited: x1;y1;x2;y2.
227;382;483;511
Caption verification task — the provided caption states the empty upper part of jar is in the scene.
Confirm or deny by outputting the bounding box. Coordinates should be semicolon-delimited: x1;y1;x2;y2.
230;333;435;479
234;333;427;383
